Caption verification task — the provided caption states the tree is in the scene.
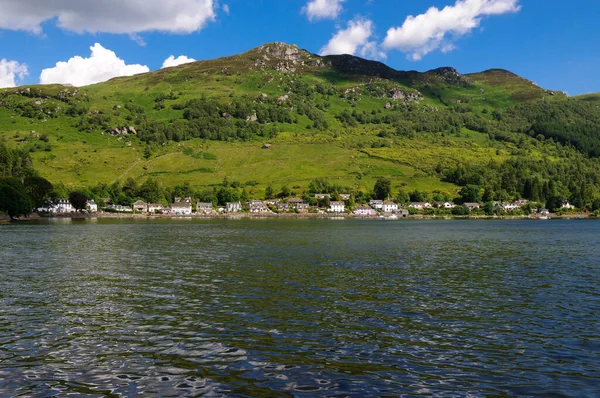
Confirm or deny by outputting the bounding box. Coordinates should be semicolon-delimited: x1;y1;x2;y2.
0;180;33;219
409;189;427;202
459;185;482;203
452;205;470;216
265;185;274;200
278;185;290;199
69;191;89;211
138;177;165;204
23;176;53;208
240;188;250;203
373;178;391;200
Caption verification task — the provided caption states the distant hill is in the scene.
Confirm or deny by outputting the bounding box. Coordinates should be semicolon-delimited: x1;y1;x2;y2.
1;42;600;209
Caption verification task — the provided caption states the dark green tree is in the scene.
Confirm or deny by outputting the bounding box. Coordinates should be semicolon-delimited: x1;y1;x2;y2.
459;185;482;203
23;176;53;208
69;191;89;211
0;179;33;219
373;178;392;200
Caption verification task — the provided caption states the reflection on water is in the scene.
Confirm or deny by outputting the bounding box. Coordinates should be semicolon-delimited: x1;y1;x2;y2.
1;219;599;396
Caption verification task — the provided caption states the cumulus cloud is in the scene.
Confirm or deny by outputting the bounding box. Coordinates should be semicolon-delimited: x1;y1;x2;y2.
0;0;216;34
39;43;149;87
0;59;28;88
319;18;379;58
162;55;196;69
382;0;521;61
222;4;230;15
302;0;345;21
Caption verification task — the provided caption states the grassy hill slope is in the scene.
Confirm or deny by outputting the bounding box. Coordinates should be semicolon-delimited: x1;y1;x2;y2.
1;42;599;204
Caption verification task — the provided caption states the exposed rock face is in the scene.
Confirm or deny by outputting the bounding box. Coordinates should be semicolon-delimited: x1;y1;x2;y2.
278;94;289;102
252;42;329;74
389;89;422;102
107;126;138;136
427;67;470;86
258;42;303;63
246;112;258;122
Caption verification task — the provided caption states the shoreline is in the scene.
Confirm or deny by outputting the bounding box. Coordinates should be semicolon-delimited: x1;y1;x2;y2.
2;212;594;222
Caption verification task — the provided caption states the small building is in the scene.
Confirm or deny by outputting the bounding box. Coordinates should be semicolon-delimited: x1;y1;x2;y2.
288;198;304;205
250;201;270;213
86;200;98;213
277;203;290;212
196;202;213;213
265;199;280;206
464;202;481;211
396;209;410;218
502;202;520;212
369;200;384;210
296;203;309;212
226;202;242;213
174;197;193;204
329;201;345;213
54;199;73;213
562;201;575;210
147;203;164;213
133;200;148;212
409;202;432;210
171;202;192;215
354;205;376;216
314;194;331;199
438;202;455;209
340;194;351;200
382;200;398;213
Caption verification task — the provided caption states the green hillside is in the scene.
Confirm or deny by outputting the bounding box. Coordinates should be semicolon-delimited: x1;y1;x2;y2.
2;42;600;210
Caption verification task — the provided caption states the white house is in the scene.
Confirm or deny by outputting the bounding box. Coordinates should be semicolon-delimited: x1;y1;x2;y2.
502;202;520;212
170;202;192;215
314;194;331;199
147;203;164;213
340;194;351;200
562;201;575;210
277;203;290;212
369;200;383;210
86;200;98;213
354;205;376;216
106;204;133;213
409;202;432;210
382;201;398;213
329;201;345;213
296;203;309;212
226;202;242;213
438;202;455;209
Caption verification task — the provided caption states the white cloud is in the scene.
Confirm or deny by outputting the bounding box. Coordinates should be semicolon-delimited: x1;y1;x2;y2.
382;0;521;61
162;55;196;69
0;59;28;88
222;4;230;15
39;43;149;87
0;0;216;34
302;0;345;21
320;18;379;58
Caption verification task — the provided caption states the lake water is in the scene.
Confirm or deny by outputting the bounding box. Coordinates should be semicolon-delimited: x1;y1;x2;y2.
1;219;599;397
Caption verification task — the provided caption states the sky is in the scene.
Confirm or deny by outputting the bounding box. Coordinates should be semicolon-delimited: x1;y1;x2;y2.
0;0;598;95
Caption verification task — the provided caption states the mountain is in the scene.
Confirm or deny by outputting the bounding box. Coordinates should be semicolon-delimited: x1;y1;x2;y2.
1;42;600;209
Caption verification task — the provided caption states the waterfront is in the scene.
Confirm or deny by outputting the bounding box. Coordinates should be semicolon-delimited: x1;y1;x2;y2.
1;219;599;396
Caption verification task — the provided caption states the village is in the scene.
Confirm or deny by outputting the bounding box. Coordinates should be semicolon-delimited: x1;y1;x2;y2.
36;194;577;219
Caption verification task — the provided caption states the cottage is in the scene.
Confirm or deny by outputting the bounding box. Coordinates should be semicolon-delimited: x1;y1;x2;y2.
329;201;345;213
463;202;480;211
133;200;148;212
437;202;455;209
196;202;213;213
502;202;520;211
249;201;270;213
354;205;376;216
395;209;410;218
174;197;193;204
382;200;398;213
265;199;280;206
340;194;351;200
277;203;291;212
562;201;575;210
86;200;98;213
171;202;192;215
226;202;242;213
369;200;383;210
147;203;164;213
409;202;432;210
314;194;331;199
288;198;304;205
296;203;309;212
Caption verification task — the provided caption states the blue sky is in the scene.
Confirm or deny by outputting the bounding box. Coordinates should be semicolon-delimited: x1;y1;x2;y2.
0;0;598;95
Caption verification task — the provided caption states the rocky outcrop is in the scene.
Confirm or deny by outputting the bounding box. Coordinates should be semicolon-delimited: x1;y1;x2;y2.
426;67;470;86
107;126;137;136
